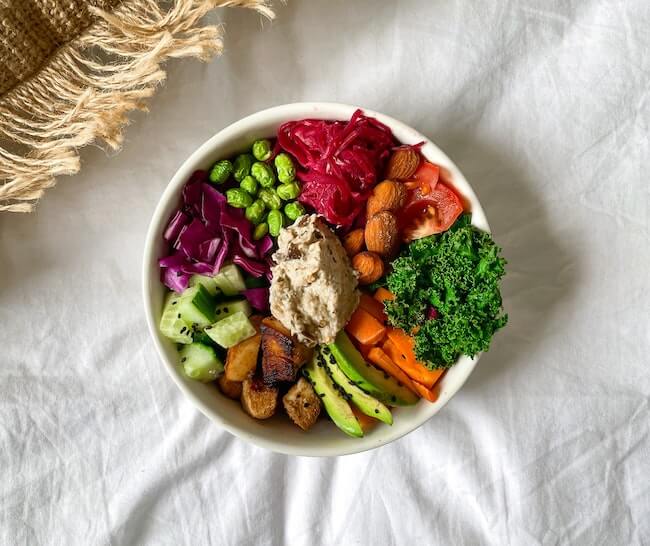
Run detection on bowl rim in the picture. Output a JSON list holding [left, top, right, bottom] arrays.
[[142, 102, 490, 457]]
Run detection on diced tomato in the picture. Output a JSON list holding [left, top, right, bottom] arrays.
[[399, 183, 463, 242], [404, 162, 440, 198]]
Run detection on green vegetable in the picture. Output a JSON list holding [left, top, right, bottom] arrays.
[[226, 188, 253, 209], [233, 154, 254, 182], [385, 214, 507, 368], [245, 199, 266, 224], [274, 153, 295, 184], [284, 201, 305, 221], [252, 139, 272, 161], [258, 188, 282, 210], [251, 162, 276, 188], [209, 159, 233, 184], [240, 175, 258, 195], [276, 182, 301, 201], [253, 222, 269, 240], [267, 209, 285, 237]]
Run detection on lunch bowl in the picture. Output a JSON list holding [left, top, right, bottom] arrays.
[[143, 102, 489, 457]]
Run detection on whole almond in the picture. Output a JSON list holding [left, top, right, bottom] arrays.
[[365, 211, 400, 259], [366, 180, 407, 218], [343, 228, 365, 256], [352, 252, 384, 285], [386, 147, 420, 180]]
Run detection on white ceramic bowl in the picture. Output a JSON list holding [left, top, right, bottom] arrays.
[[143, 102, 489, 457]]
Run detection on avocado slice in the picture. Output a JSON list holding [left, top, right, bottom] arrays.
[[320, 347, 393, 425], [303, 352, 363, 438], [326, 331, 419, 406]]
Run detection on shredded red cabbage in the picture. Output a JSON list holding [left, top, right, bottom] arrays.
[[277, 109, 396, 227], [243, 288, 270, 312], [159, 172, 274, 292]]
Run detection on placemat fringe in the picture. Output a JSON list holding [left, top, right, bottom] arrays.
[[0, 0, 273, 213]]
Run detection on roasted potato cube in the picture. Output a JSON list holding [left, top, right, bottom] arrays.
[[225, 316, 262, 382], [282, 378, 321, 431], [241, 375, 278, 419], [261, 316, 292, 337], [261, 318, 313, 385], [217, 374, 242, 400]]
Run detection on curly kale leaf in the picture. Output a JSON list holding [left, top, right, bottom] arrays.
[[385, 215, 507, 368]]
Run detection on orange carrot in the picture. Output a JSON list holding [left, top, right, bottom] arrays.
[[345, 307, 386, 346], [373, 287, 395, 303], [357, 342, 374, 360], [367, 347, 419, 395], [412, 380, 441, 403], [383, 331, 444, 388], [358, 293, 387, 323], [351, 406, 379, 432]]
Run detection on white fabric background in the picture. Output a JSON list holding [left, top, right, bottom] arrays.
[[1, 1, 649, 544]]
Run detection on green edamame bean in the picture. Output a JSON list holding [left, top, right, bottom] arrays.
[[267, 210, 285, 237], [233, 154, 254, 182], [251, 162, 276, 188], [284, 201, 306, 221], [226, 188, 253, 209], [209, 159, 233, 184], [245, 199, 266, 224], [258, 188, 282, 210], [252, 139, 272, 161], [276, 182, 301, 201], [274, 153, 296, 184], [240, 175, 258, 195], [253, 222, 269, 240]]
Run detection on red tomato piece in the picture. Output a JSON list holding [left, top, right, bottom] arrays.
[[400, 183, 463, 242], [404, 162, 440, 198]]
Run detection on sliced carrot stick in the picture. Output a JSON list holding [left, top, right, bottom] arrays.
[[345, 307, 386, 346], [351, 406, 379, 432], [367, 347, 420, 395], [357, 342, 374, 360], [358, 293, 387, 323], [373, 287, 395, 303], [412, 380, 441, 403], [383, 332, 444, 388]]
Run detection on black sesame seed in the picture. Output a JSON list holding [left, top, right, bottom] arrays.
[[181, 357, 187, 363], [374, 409, 379, 414], [319, 393, 326, 398], [171, 301, 177, 305], [177, 313, 181, 319], [383, 373, 390, 380], [180, 327, 187, 334], [303, 402, 310, 408], [223, 307, 229, 313], [391, 395, 397, 402]]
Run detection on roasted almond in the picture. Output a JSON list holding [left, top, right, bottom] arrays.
[[343, 228, 365, 256], [365, 211, 400, 259], [352, 252, 385, 285], [366, 180, 407, 218], [386, 147, 420, 180]]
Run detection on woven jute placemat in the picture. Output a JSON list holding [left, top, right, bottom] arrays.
[[0, 0, 274, 213]]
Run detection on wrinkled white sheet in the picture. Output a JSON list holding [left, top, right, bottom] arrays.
[[1, 1, 649, 544]]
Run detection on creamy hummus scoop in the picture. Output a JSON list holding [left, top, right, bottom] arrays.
[[270, 214, 359, 347]]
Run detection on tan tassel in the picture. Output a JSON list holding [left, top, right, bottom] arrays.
[[0, 0, 274, 213]]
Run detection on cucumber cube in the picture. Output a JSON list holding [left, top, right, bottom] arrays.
[[213, 264, 246, 296], [214, 299, 252, 322], [180, 343, 224, 382], [177, 284, 216, 328], [204, 311, 256, 348], [159, 293, 192, 344]]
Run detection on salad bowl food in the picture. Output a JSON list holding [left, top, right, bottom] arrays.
[[143, 103, 507, 456]]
